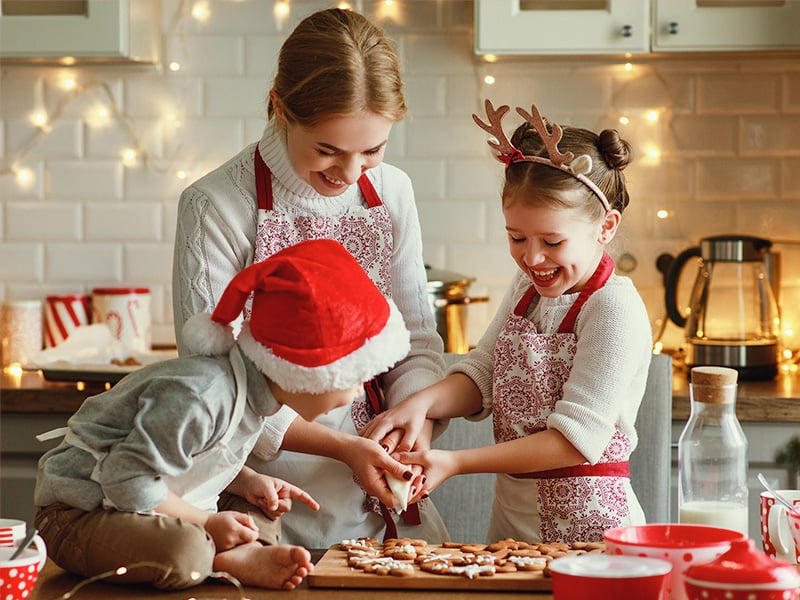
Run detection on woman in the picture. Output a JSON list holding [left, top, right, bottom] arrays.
[[172, 7, 447, 547]]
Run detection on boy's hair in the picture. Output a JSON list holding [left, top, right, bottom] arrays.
[[268, 8, 406, 127]]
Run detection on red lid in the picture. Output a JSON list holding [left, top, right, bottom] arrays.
[[46, 295, 88, 301], [92, 288, 150, 295], [685, 539, 800, 586]]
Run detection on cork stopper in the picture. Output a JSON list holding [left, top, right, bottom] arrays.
[[690, 366, 738, 404]]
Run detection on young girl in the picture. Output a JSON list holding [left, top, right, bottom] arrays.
[[363, 100, 653, 544], [35, 240, 411, 590], [171, 8, 446, 547]]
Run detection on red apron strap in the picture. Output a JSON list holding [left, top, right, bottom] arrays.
[[364, 375, 423, 537], [357, 173, 382, 208], [513, 285, 539, 317], [254, 145, 272, 211], [512, 461, 630, 480], [557, 253, 615, 334]]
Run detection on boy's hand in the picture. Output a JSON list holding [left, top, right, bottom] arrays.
[[205, 510, 258, 551], [244, 474, 320, 520]]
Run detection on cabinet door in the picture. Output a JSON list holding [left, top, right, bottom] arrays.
[[474, 0, 650, 55], [653, 0, 800, 52], [0, 0, 159, 62]]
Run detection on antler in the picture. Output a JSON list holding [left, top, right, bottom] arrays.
[[472, 99, 523, 164], [516, 104, 573, 167]]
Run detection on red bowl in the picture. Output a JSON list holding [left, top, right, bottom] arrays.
[[549, 554, 672, 600], [604, 524, 746, 600]]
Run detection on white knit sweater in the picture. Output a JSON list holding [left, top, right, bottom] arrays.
[[451, 269, 653, 464], [172, 120, 445, 412]]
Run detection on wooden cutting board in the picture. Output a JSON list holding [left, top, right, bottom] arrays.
[[306, 545, 554, 591]]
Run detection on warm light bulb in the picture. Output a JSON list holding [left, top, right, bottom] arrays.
[[177, 170, 188, 180], [646, 110, 660, 122], [656, 209, 669, 219], [338, 2, 352, 10], [16, 167, 34, 186], [60, 77, 77, 91], [645, 146, 661, 159], [273, 1, 290, 30], [122, 148, 138, 166], [618, 116, 630, 125], [191, 1, 210, 22], [484, 75, 495, 85], [60, 56, 76, 66], [624, 62, 633, 71], [97, 107, 109, 119], [169, 62, 181, 72], [483, 54, 497, 63], [31, 111, 48, 128]]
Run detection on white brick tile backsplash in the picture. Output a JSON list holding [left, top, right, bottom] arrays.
[[741, 116, 800, 155], [6, 203, 82, 241], [0, 243, 44, 281], [125, 78, 204, 119], [47, 161, 123, 201], [696, 158, 777, 199], [45, 243, 121, 282], [698, 74, 779, 114], [85, 203, 162, 241], [124, 243, 174, 284], [2, 0, 800, 347], [204, 77, 269, 117], [164, 36, 245, 76]]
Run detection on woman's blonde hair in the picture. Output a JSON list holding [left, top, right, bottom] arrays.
[[268, 8, 407, 127]]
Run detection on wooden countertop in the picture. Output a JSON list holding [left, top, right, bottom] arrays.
[[5, 365, 800, 423], [30, 551, 555, 599]]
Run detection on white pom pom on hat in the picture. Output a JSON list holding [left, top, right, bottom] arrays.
[[183, 239, 410, 394]]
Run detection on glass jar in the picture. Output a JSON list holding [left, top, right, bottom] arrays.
[[678, 365, 748, 534]]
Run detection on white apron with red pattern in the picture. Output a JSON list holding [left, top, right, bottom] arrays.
[[487, 254, 645, 544], [248, 146, 445, 547]]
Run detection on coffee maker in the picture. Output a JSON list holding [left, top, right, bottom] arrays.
[[663, 235, 781, 381]]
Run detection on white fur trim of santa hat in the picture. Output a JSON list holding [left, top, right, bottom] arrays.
[[182, 312, 235, 356], [237, 298, 409, 393]]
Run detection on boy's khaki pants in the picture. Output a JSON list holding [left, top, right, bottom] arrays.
[[35, 499, 281, 590]]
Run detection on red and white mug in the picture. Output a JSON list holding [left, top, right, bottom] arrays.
[[760, 490, 800, 564], [0, 519, 47, 600], [91, 287, 151, 355], [44, 295, 90, 348]]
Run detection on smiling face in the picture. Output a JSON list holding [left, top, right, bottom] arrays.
[[502, 192, 620, 297], [280, 110, 394, 196]]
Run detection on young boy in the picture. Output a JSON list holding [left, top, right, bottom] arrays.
[[34, 239, 411, 591]]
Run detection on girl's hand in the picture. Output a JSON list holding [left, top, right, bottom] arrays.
[[243, 475, 320, 520], [205, 510, 258, 551], [395, 449, 459, 504]]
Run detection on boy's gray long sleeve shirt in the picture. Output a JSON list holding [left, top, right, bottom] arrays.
[[34, 351, 291, 513]]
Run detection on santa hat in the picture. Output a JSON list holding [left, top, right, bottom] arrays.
[[182, 239, 410, 394]]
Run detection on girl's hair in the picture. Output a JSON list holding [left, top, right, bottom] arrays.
[[268, 8, 407, 127], [503, 121, 632, 218]]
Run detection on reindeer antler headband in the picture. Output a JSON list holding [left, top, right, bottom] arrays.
[[472, 99, 611, 212]]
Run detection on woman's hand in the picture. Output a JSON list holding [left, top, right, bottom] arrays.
[[360, 393, 432, 453], [205, 510, 258, 551]]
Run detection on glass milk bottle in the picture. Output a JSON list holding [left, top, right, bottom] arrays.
[[678, 366, 748, 534]]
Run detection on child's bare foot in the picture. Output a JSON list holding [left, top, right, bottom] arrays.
[[213, 542, 313, 590]]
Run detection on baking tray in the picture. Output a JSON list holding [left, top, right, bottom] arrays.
[[26, 350, 177, 383], [307, 545, 553, 592]]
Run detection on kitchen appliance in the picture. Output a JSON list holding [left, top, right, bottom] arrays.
[[663, 235, 781, 381], [425, 266, 489, 354]]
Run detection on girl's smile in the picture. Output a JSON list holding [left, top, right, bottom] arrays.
[[503, 196, 619, 297]]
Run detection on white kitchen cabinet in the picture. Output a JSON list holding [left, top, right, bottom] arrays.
[[0, 0, 159, 63], [653, 0, 800, 52], [475, 0, 800, 56], [475, 0, 650, 56], [670, 421, 800, 542]]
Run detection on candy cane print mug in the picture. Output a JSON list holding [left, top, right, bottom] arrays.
[[91, 288, 151, 355]]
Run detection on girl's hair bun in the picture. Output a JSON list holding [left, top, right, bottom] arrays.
[[598, 129, 632, 171]]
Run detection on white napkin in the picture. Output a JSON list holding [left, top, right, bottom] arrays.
[[29, 324, 124, 366], [385, 473, 412, 513]]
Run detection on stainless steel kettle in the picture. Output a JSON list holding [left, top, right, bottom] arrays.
[[664, 235, 781, 380]]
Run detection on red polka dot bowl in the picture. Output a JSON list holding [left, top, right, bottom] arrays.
[[604, 524, 747, 600], [684, 538, 800, 600], [0, 543, 47, 600], [549, 553, 672, 600]]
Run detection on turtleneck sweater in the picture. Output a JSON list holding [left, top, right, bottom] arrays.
[[172, 119, 445, 413]]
